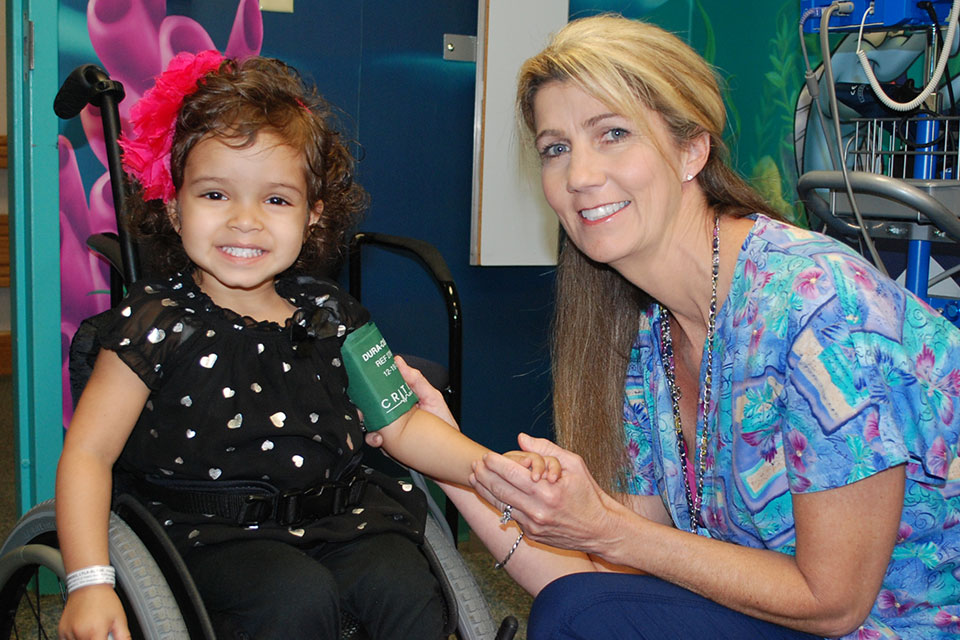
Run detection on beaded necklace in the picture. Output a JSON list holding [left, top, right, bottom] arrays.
[[658, 213, 720, 532]]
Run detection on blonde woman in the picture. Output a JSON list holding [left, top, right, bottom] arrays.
[[392, 14, 960, 640]]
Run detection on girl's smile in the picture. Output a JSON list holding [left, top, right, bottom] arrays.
[[219, 245, 266, 259]]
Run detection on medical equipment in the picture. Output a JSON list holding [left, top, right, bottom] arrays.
[[796, 0, 960, 324], [801, 0, 952, 31]]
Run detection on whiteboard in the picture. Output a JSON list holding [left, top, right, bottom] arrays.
[[469, 0, 569, 266]]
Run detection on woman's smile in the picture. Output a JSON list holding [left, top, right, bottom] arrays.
[[579, 200, 631, 224]]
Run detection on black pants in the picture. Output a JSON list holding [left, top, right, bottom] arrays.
[[183, 533, 445, 640]]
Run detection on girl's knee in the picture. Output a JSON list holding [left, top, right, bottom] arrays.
[[332, 534, 445, 639], [187, 540, 342, 636], [232, 563, 341, 639]]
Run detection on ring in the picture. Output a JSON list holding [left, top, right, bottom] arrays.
[[499, 504, 513, 524]]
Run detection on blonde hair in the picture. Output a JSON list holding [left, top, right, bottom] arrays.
[[518, 15, 777, 492]]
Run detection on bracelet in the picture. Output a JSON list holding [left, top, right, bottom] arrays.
[[65, 565, 116, 593], [494, 530, 524, 570]]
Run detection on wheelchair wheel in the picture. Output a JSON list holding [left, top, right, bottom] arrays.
[[0, 543, 66, 637], [422, 514, 499, 640], [0, 499, 189, 639]]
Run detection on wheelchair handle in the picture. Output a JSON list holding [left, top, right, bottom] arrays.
[[495, 615, 519, 639], [54, 64, 125, 119], [55, 64, 141, 285]]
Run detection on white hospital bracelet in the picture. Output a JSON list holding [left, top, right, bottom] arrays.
[[65, 565, 116, 593]]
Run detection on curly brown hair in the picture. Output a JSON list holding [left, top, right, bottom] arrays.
[[126, 56, 368, 277]]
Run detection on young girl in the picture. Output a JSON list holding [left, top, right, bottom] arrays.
[[56, 52, 556, 640]]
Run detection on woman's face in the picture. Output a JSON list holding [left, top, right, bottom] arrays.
[[533, 81, 688, 274]]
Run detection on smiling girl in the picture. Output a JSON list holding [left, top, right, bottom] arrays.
[[55, 52, 554, 640]]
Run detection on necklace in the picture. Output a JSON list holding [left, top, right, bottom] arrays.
[[658, 213, 720, 532]]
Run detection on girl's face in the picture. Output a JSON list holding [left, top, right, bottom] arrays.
[[533, 81, 691, 276], [169, 131, 320, 308]]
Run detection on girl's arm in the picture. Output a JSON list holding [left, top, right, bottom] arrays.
[[473, 436, 903, 637], [373, 406, 489, 486], [371, 357, 558, 485], [56, 349, 150, 640]]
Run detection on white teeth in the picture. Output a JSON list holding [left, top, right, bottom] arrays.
[[580, 200, 629, 221], [221, 246, 264, 258]]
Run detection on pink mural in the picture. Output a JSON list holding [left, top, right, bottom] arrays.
[[59, 0, 263, 427]]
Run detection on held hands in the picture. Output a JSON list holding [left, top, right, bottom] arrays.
[[470, 433, 624, 557], [502, 447, 561, 483], [58, 585, 130, 640]]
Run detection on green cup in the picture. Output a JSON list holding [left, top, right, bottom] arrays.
[[341, 322, 419, 430]]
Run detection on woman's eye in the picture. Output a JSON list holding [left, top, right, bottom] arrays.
[[603, 127, 630, 142], [539, 142, 569, 159]]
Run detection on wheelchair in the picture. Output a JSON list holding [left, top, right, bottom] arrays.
[[0, 64, 518, 639]]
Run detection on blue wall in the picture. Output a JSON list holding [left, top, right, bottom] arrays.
[[349, 4, 557, 451]]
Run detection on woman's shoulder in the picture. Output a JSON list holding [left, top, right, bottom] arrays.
[[745, 214, 865, 266], [727, 215, 927, 343], [743, 216, 957, 350], [738, 214, 891, 302]]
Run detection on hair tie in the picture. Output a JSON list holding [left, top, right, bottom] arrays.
[[118, 50, 225, 203]]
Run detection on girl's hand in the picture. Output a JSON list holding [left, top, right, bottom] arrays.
[[502, 444, 561, 482], [395, 355, 458, 427], [59, 585, 131, 640], [365, 355, 459, 449], [470, 433, 625, 557]]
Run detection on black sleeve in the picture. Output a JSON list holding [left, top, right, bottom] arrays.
[[95, 281, 204, 390]]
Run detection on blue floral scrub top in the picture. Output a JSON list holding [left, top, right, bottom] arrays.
[[623, 215, 960, 639]]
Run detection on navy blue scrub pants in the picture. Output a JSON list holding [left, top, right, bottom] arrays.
[[528, 573, 825, 640]]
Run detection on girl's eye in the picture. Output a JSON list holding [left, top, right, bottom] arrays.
[[539, 142, 569, 159], [603, 127, 630, 143], [267, 196, 292, 206], [201, 191, 226, 201]]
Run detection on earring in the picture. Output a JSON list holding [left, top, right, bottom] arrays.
[[685, 173, 694, 182]]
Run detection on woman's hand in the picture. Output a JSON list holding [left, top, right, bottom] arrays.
[[365, 355, 459, 449], [58, 585, 131, 640], [470, 433, 625, 557]]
